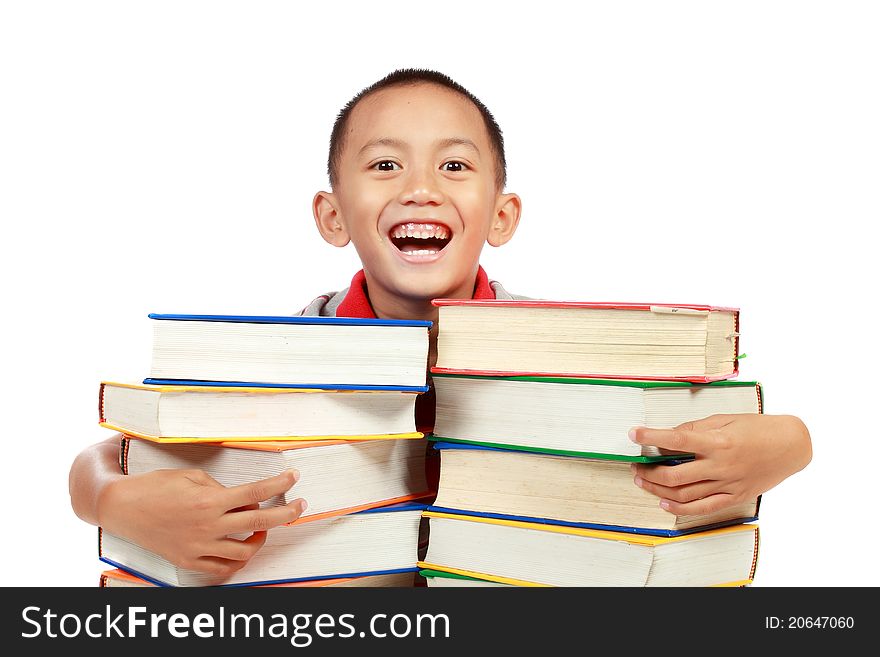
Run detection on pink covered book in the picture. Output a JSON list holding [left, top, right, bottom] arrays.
[[431, 299, 741, 383]]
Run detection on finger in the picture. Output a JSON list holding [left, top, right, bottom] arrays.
[[633, 476, 727, 505], [203, 531, 268, 561], [631, 460, 715, 488], [657, 493, 738, 516], [674, 414, 737, 432], [221, 469, 300, 510], [628, 426, 711, 455], [221, 498, 308, 534]]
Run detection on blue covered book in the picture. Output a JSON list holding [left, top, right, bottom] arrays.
[[99, 502, 428, 587], [146, 313, 431, 389]]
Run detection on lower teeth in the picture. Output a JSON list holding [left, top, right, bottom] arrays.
[[404, 249, 438, 256]]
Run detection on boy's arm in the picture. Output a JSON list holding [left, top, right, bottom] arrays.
[[69, 435, 125, 526], [628, 414, 812, 515], [69, 435, 307, 578]]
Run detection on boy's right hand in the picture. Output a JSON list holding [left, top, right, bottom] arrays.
[[97, 468, 306, 578]]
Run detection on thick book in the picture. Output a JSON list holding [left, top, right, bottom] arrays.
[[419, 510, 760, 587], [147, 313, 431, 388], [429, 442, 758, 536], [99, 568, 417, 588], [432, 300, 740, 382], [100, 381, 423, 442], [432, 373, 762, 460], [99, 503, 426, 587], [120, 436, 430, 523]]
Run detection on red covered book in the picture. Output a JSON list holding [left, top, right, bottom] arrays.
[[432, 299, 740, 383]]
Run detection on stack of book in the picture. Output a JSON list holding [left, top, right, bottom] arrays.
[[418, 300, 762, 587], [96, 313, 434, 587]]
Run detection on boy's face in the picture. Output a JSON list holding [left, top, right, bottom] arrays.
[[314, 83, 520, 312]]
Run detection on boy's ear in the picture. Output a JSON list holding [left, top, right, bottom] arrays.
[[313, 191, 351, 247], [487, 193, 522, 247]]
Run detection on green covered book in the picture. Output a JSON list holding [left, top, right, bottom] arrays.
[[418, 568, 508, 587], [432, 373, 762, 461]]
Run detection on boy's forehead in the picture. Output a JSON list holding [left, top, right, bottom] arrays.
[[344, 84, 490, 156]]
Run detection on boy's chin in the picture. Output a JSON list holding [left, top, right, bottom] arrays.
[[392, 271, 467, 303]]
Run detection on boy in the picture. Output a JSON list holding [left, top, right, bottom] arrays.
[[69, 69, 812, 578]]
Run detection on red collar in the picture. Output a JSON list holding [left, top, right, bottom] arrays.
[[335, 266, 495, 319]]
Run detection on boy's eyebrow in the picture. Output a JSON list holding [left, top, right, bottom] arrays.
[[358, 137, 481, 157], [435, 137, 481, 155], [358, 137, 407, 156]]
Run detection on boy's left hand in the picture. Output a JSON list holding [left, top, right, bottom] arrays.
[[629, 414, 812, 515]]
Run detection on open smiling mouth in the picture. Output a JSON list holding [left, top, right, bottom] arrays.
[[388, 222, 452, 256]]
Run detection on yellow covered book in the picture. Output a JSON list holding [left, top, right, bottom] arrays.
[[419, 510, 759, 587], [100, 381, 423, 443]]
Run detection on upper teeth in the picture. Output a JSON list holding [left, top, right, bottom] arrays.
[[390, 223, 450, 240]]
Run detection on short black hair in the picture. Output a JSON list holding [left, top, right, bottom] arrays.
[[328, 68, 507, 191]]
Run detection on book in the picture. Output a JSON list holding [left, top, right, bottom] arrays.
[[432, 300, 741, 382], [146, 313, 431, 388], [120, 436, 430, 522], [100, 381, 423, 442], [99, 503, 426, 587], [418, 568, 509, 587], [99, 568, 152, 587], [432, 373, 762, 460], [429, 442, 758, 536], [419, 510, 760, 587], [99, 568, 417, 588]]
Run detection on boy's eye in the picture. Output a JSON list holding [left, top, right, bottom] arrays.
[[442, 161, 468, 172], [374, 161, 401, 172]]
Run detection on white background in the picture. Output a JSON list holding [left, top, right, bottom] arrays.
[[1, 1, 877, 587]]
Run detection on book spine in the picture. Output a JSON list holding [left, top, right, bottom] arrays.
[[750, 526, 761, 581], [98, 382, 107, 423], [734, 310, 741, 376], [119, 437, 130, 475]]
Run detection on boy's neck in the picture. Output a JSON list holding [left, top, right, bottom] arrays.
[[366, 289, 439, 324], [362, 273, 478, 324]]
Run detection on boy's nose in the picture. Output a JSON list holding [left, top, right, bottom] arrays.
[[398, 169, 444, 205]]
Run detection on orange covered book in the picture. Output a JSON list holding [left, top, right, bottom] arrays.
[[120, 436, 431, 525], [98, 568, 417, 588]]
